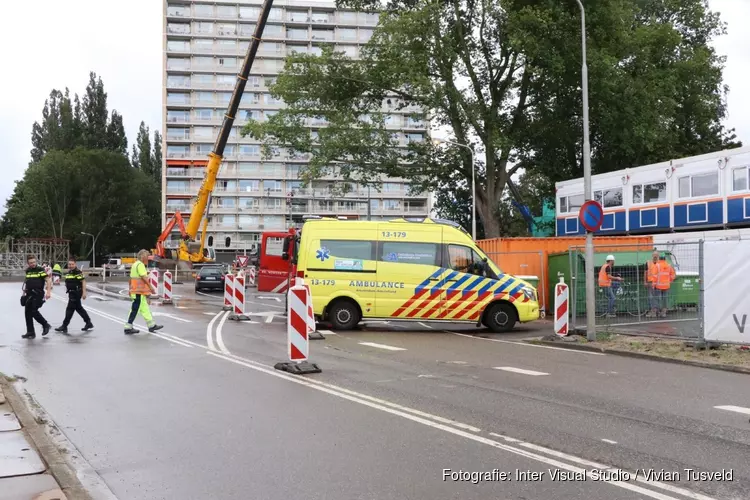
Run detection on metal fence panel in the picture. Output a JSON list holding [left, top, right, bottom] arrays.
[[569, 241, 702, 339]]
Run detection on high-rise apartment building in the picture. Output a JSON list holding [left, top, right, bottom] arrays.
[[162, 0, 432, 253]]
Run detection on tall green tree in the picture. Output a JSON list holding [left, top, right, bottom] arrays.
[[151, 131, 163, 187], [106, 110, 128, 156], [81, 72, 110, 150], [246, 0, 739, 237], [131, 121, 153, 173]]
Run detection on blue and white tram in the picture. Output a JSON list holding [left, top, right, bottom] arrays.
[[554, 146, 750, 236]]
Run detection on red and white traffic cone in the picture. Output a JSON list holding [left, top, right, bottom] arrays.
[[274, 280, 321, 375], [229, 271, 250, 321], [223, 274, 234, 311], [554, 276, 569, 337], [162, 271, 173, 305]]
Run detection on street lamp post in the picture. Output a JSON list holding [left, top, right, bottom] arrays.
[[81, 232, 97, 268], [434, 138, 476, 240], [575, 0, 596, 341]]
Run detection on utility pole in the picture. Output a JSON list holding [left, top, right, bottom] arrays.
[[575, 0, 596, 341]]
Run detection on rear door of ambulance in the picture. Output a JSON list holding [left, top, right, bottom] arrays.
[[374, 223, 449, 320], [303, 225, 377, 316]]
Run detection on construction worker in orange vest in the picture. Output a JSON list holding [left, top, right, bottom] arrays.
[[598, 255, 624, 317], [650, 253, 676, 318], [644, 250, 660, 317], [123, 249, 163, 335]]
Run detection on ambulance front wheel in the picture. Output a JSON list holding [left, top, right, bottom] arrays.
[[484, 302, 517, 333], [327, 299, 361, 330]]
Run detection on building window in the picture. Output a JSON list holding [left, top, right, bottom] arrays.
[[166, 145, 189, 158], [196, 91, 214, 102], [216, 23, 237, 36], [194, 21, 213, 34], [337, 45, 357, 57], [167, 23, 190, 34], [239, 180, 260, 192], [194, 4, 213, 17], [241, 93, 260, 105], [383, 199, 402, 210], [240, 6, 260, 19], [312, 29, 334, 41], [240, 145, 260, 157], [338, 28, 357, 41], [559, 194, 584, 213], [194, 109, 213, 121], [218, 92, 232, 104], [196, 144, 213, 154], [167, 110, 189, 123], [193, 73, 212, 87], [264, 94, 282, 105], [360, 12, 379, 25], [216, 5, 237, 18], [193, 56, 212, 67], [218, 57, 237, 67], [167, 40, 190, 52], [381, 242, 438, 266], [269, 8, 283, 20], [239, 215, 260, 226], [321, 240, 373, 260], [264, 25, 284, 38], [217, 39, 237, 52], [265, 198, 283, 209], [732, 166, 749, 192], [238, 163, 260, 175], [216, 75, 235, 88], [311, 11, 332, 23], [310, 46, 323, 56], [167, 57, 190, 69], [677, 172, 718, 198], [167, 127, 189, 140], [193, 126, 213, 138], [632, 182, 666, 204], [167, 5, 189, 17], [193, 39, 213, 52], [359, 29, 374, 42], [287, 28, 308, 40], [593, 187, 623, 208], [264, 180, 282, 192], [287, 10, 309, 22], [217, 197, 236, 208], [239, 197, 259, 208], [406, 133, 424, 143], [338, 11, 357, 24], [167, 92, 189, 104], [167, 75, 190, 87], [243, 110, 261, 121]]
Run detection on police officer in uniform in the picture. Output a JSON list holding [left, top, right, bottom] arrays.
[[21, 254, 52, 339], [54, 258, 94, 334]]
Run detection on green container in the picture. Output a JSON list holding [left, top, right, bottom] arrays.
[[671, 271, 699, 309]]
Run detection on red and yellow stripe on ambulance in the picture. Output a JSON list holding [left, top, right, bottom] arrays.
[[296, 218, 540, 332]]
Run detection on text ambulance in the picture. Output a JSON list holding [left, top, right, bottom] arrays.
[[291, 218, 540, 332]]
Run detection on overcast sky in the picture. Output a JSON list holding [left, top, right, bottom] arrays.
[[0, 0, 747, 215]]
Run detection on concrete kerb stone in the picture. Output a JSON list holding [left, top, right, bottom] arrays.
[[86, 285, 129, 302], [0, 376, 93, 500], [525, 339, 750, 375]]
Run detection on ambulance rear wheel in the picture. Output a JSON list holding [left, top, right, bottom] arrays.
[[328, 299, 361, 330], [484, 302, 517, 333]]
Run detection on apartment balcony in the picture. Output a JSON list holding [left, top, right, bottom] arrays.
[[311, 13, 334, 24], [167, 25, 191, 35], [208, 206, 238, 214], [166, 186, 198, 195], [165, 205, 192, 213], [286, 13, 311, 24], [166, 151, 190, 159], [166, 115, 190, 124]]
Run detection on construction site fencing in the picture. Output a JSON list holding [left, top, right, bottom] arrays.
[[484, 251, 547, 313], [566, 241, 703, 339]]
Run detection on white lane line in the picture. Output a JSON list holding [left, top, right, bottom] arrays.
[[493, 366, 549, 376], [153, 312, 192, 323], [203, 312, 217, 316], [215, 311, 230, 354], [318, 329, 337, 335], [195, 290, 222, 300], [358, 342, 406, 351], [601, 439, 618, 444], [150, 332, 194, 348], [714, 405, 750, 416], [206, 311, 222, 351], [265, 315, 273, 323], [206, 351, 690, 500], [244, 299, 286, 310], [487, 431, 714, 500], [449, 331, 606, 355], [448, 361, 467, 365]]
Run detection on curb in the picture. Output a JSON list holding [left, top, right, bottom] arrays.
[[0, 377, 93, 500], [86, 285, 129, 301], [527, 339, 750, 375]]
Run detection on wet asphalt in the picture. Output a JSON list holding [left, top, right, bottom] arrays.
[[0, 282, 748, 500]]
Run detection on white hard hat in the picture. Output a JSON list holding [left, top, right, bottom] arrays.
[[606, 255, 615, 261]]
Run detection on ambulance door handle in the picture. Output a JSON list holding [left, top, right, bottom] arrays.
[[446, 279, 458, 282], [428, 278, 440, 281]]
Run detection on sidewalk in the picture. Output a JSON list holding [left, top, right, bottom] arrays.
[[0, 380, 69, 500]]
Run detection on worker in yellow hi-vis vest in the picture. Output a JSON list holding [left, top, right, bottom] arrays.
[[124, 249, 163, 335]]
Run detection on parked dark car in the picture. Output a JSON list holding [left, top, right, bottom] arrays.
[[195, 266, 225, 292]]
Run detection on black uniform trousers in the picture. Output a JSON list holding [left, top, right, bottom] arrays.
[[62, 290, 91, 326], [24, 290, 48, 334]]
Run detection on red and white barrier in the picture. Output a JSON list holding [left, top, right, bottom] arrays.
[[234, 271, 246, 315], [554, 276, 569, 337], [162, 271, 173, 304], [149, 270, 159, 296], [287, 283, 310, 361], [247, 267, 256, 286], [223, 274, 234, 311]]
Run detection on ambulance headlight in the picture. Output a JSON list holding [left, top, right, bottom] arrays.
[[522, 287, 536, 301]]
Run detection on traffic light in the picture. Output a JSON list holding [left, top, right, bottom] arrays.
[[225, 236, 231, 248], [208, 235, 214, 247]]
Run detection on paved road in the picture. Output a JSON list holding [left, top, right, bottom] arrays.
[[0, 283, 748, 500]]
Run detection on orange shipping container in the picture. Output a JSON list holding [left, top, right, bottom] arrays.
[[476, 236, 654, 313]]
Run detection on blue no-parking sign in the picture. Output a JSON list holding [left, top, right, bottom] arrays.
[[578, 200, 604, 232]]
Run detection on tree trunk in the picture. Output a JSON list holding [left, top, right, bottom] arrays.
[[477, 195, 500, 239]]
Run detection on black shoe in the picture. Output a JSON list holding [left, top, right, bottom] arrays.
[[42, 324, 51, 337], [55, 326, 68, 334], [82, 323, 94, 332], [22, 332, 36, 339], [124, 328, 139, 335], [148, 324, 163, 333]]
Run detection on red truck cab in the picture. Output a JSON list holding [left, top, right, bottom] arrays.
[[257, 229, 297, 293]]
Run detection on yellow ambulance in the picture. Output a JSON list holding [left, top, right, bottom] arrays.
[[289, 218, 540, 332]]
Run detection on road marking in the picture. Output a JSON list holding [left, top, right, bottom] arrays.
[[150, 332, 193, 348], [264, 315, 273, 323], [257, 295, 282, 302], [714, 405, 750, 416], [359, 342, 406, 351], [206, 350, 694, 500], [318, 329, 336, 335], [215, 311, 230, 354], [244, 299, 286, 310], [448, 361, 467, 365], [493, 366, 549, 376], [601, 439, 618, 444], [203, 312, 216, 316], [449, 331, 606, 355], [195, 290, 222, 300], [206, 311, 222, 351], [417, 322, 433, 329], [153, 312, 191, 323], [486, 431, 714, 500]]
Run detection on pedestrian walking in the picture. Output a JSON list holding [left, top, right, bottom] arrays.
[[598, 254, 624, 318], [54, 258, 94, 334], [124, 249, 163, 335], [21, 254, 52, 339]]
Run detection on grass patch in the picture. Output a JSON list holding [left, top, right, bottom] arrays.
[[589, 335, 750, 368]]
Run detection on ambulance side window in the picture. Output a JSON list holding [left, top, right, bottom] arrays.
[[447, 245, 491, 277]]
